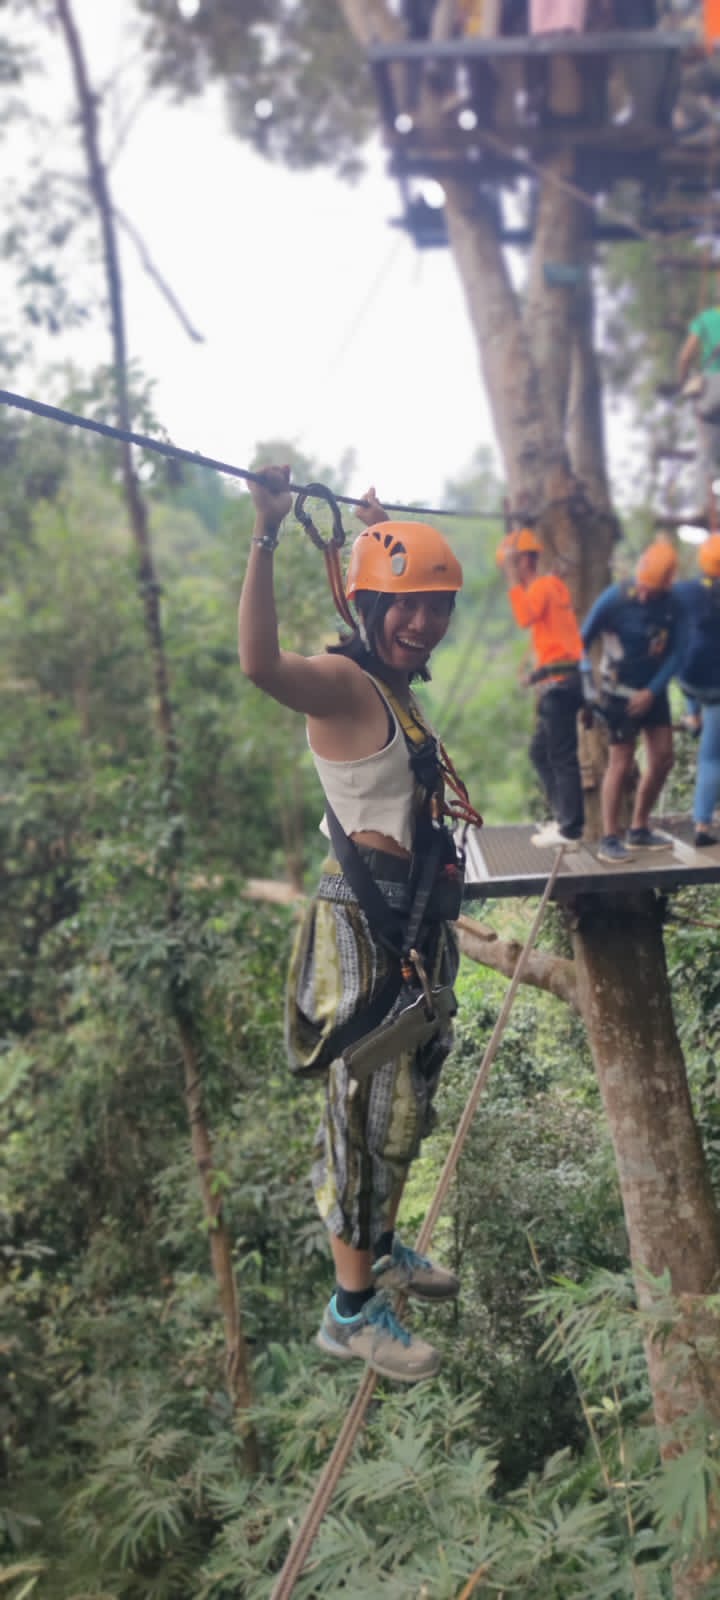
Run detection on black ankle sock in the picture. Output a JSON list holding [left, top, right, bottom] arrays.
[[373, 1229, 395, 1262], [335, 1284, 375, 1319]]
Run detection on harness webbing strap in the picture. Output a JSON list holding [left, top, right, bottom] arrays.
[[324, 801, 406, 955], [268, 846, 567, 1600]]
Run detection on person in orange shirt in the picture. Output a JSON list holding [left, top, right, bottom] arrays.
[[499, 528, 585, 848]]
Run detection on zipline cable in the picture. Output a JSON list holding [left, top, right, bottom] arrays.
[[269, 845, 567, 1600], [0, 387, 504, 523]]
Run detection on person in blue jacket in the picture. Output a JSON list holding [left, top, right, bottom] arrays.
[[675, 534, 720, 848], [581, 539, 682, 864]]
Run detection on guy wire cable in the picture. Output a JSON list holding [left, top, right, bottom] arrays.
[[0, 387, 504, 523]]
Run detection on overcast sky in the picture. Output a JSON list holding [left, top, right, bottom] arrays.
[[12, 0, 502, 513]]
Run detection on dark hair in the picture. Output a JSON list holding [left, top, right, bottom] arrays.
[[327, 588, 455, 684]]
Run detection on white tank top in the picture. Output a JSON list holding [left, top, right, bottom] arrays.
[[308, 682, 415, 850]]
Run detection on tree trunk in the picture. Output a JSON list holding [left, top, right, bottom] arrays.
[[572, 892, 720, 1597], [55, 0, 259, 1473], [572, 894, 720, 1308], [443, 175, 547, 510]]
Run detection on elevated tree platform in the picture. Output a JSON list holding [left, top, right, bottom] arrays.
[[371, 29, 720, 248], [463, 816, 720, 900], [371, 30, 686, 162]]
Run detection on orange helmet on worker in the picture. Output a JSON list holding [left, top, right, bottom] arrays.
[[698, 533, 720, 579], [635, 538, 678, 595], [495, 527, 543, 567]]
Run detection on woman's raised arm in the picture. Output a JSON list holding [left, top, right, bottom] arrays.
[[238, 465, 366, 719]]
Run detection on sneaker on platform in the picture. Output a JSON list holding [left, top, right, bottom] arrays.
[[530, 821, 579, 851], [372, 1239, 460, 1302], [315, 1292, 441, 1382], [626, 828, 671, 852], [596, 834, 631, 864]]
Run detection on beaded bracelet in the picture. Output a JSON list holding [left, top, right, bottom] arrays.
[[252, 530, 280, 553]]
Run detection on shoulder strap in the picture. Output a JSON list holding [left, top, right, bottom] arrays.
[[364, 672, 433, 750]]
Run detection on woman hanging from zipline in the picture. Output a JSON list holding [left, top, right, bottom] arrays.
[[238, 466, 481, 1383]]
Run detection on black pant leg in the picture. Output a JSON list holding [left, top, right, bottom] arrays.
[[529, 700, 556, 817], [539, 682, 585, 838]]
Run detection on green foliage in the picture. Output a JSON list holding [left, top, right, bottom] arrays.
[[136, 0, 375, 179], [0, 279, 718, 1600], [2, 404, 720, 1595]]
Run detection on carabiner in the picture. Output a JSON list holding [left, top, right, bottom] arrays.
[[408, 948, 435, 1018], [294, 481, 346, 552]]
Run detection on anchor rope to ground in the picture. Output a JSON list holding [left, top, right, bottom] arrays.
[[269, 846, 567, 1600]]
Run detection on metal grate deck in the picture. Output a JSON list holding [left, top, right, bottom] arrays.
[[462, 817, 720, 901]]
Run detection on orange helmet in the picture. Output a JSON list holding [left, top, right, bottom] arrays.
[[698, 533, 720, 578], [513, 527, 543, 555], [635, 538, 678, 591], [495, 527, 542, 567], [345, 521, 463, 599]]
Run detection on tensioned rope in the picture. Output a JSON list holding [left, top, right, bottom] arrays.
[[469, 121, 661, 247], [269, 846, 567, 1600], [0, 388, 503, 522]]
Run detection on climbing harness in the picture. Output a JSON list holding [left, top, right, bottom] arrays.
[[269, 845, 568, 1600], [528, 659, 582, 686], [317, 673, 476, 1081]]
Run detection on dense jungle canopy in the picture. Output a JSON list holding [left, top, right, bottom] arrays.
[[2, 3, 720, 1599]]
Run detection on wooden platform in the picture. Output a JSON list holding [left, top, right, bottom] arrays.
[[371, 28, 720, 247], [370, 30, 686, 165], [463, 816, 720, 901]]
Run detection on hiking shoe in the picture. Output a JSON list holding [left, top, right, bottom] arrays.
[[530, 822, 580, 851], [315, 1292, 441, 1382], [596, 834, 631, 864], [372, 1239, 460, 1302], [626, 828, 671, 852], [695, 829, 719, 848]]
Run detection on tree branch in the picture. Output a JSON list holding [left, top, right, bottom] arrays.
[[457, 914, 578, 1010], [238, 881, 578, 1009], [113, 207, 205, 343]]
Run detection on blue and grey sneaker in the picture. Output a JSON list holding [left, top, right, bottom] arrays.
[[315, 1292, 441, 1382], [626, 827, 671, 852], [372, 1238, 460, 1302], [596, 834, 631, 864]]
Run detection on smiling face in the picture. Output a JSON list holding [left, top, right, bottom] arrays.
[[375, 591, 454, 674]]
